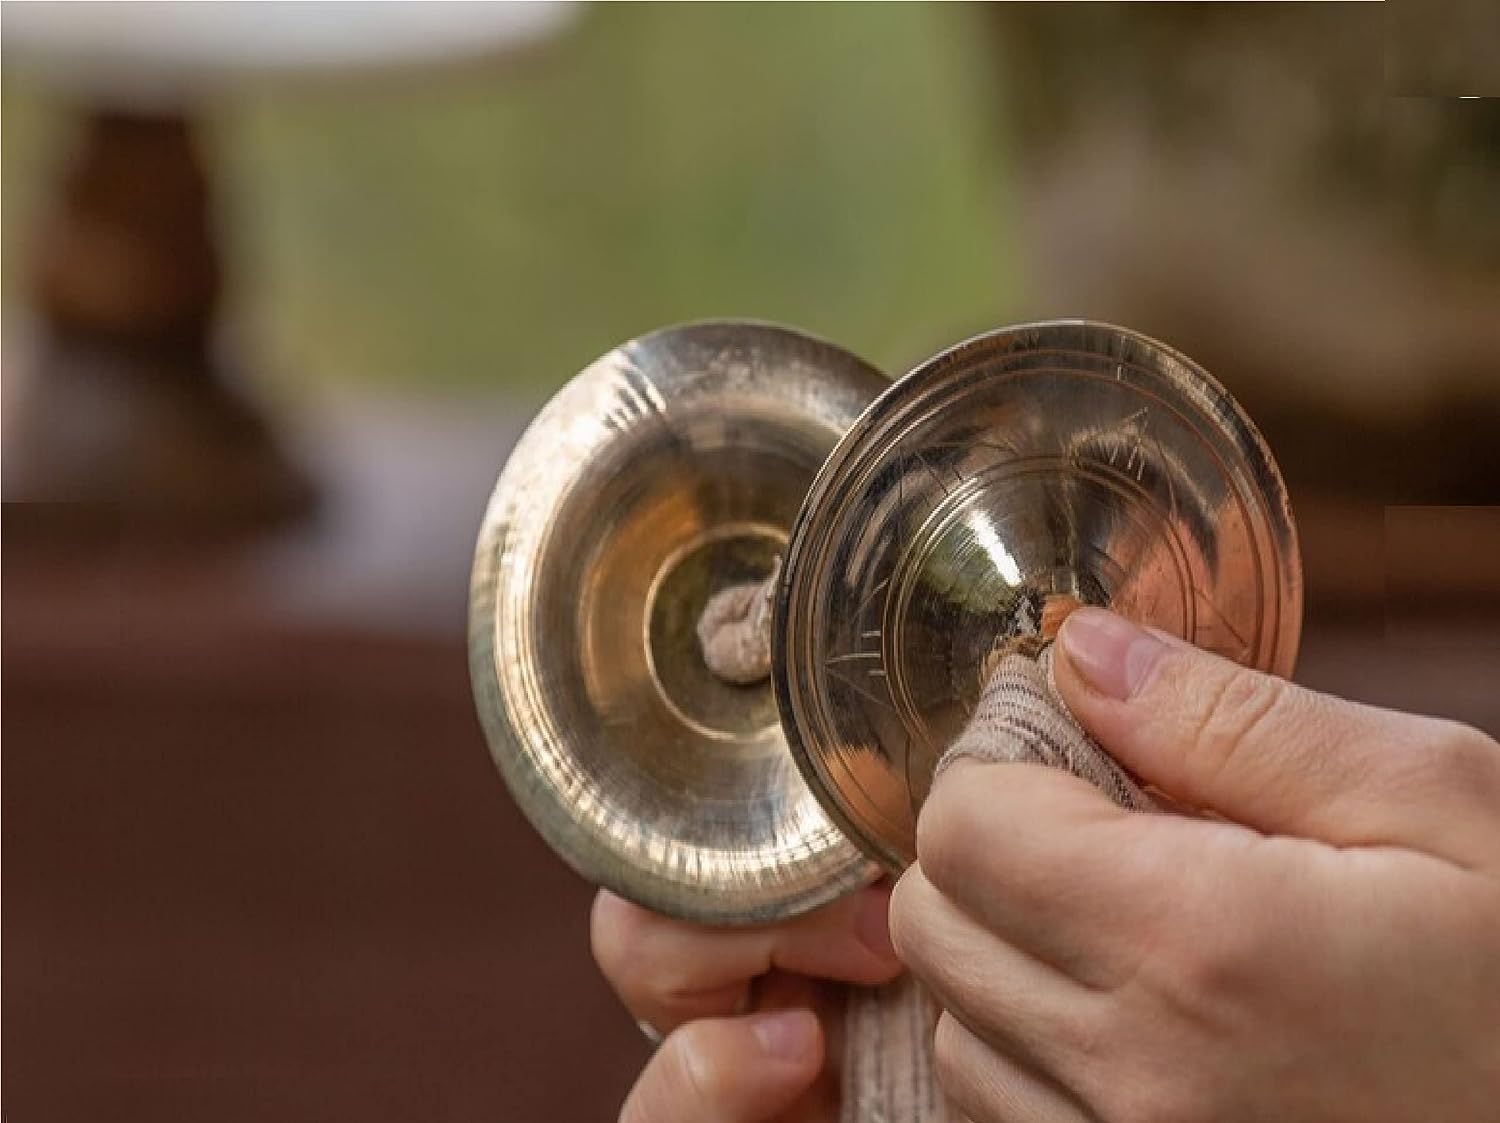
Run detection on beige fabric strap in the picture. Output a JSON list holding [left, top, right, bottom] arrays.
[[840, 644, 1157, 1123], [842, 973, 952, 1123], [696, 583, 1150, 1121], [939, 645, 1156, 814], [696, 561, 779, 685]]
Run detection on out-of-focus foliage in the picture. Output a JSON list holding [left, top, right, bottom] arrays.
[[2, 4, 1014, 398], [987, 4, 1500, 274]]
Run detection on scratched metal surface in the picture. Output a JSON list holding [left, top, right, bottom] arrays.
[[775, 321, 1303, 873]]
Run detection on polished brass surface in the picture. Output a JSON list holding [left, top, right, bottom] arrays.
[[473, 318, 1303, 918], [774, 322, 1302, 874], [469, 321, 886, 924]]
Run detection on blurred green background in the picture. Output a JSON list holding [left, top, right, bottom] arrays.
[[3, 3, 1014, 400]]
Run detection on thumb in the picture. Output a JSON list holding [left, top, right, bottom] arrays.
[[1052, 608, 1500, 863], [621, 1009, 823, 1123]]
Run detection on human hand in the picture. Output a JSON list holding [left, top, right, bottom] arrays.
[[592, 884, 903, 1122], [891, 608, 1500, 1122]]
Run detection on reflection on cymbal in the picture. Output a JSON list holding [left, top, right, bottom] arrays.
[[472, 318, 1303, 919], [469, 321, 887, 923], [775, 321, 1302, 873]]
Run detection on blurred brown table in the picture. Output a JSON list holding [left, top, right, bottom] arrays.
[[5, 368, 1498, 1123], [2, 516, 649, 1122], [7, 503, 1497, 1122]]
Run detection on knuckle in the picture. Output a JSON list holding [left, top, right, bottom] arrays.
[[589, 891, 649, 985], [886, 871, 926, 965], [915, 779, 975, 892], [918, 765, 1025, 894], [1429, 722, 1500, 798], [1364, 717, 1500, 831], [1161, 908, 1260, 1008], [591, 894, 700, 1008], [1181, 666, 1295, 786]]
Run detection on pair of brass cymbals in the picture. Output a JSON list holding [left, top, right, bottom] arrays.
[[468, 320, 1302, 923]]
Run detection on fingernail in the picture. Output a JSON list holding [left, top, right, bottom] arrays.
[[855, 884, 896, 961], [751, 1009, 819, 1061], [1058, 608, 1166, 701]]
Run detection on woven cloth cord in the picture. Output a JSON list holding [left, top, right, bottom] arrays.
[[940, 646, 1155, 812], [841, 645, 1157, 1123], [696, 561, 779, 685], [697, 583, 1154, 1121]]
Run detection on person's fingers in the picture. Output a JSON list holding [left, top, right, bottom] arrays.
[[746, 971, 845, 1121], [619, 1009, 823, 1123], [592, 886, 902, 1033], [1054, 608, 1500, 863], [913, 757, 1217, 984], [890, 862, 1106, 1077], [929, 1011, 1095, 1123]]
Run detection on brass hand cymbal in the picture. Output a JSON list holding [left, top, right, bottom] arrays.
[[774, 321, 1302, 873], [469, 321, 887, 924]]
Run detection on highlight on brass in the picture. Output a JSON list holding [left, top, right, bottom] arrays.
[[468, 321, 887, 924], [469, 318, 1303, 920], [774, 322, 1303, 873]]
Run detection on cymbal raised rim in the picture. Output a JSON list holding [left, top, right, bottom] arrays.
[[470, 320, 885, 924], [774, 320, 1303, 874]]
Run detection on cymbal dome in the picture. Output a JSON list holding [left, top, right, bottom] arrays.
[[775, 321, 1302, 873], [469, 321, 886, 923]]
